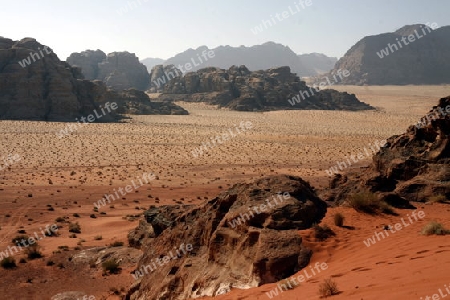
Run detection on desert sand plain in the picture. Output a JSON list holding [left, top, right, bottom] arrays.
[[0, 85, 449, 299]]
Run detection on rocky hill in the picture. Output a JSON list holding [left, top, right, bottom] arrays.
[[126, 175, 327, 299], [141, 57, 164, 72], [67, 50, 150, 91], [148, 42, 336, 77], [0, 37, 187, 121], [299, 53, 337, 75], [322, 24, 450, 85], [326, 95, 450, 204], [159, 65, 374, 111]]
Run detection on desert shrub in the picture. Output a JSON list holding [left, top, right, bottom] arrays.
[[94, 235, 103, 241], [102, 259, 120, 274], [421, 221, 450, 236], [17, 229, 26, 234], [55, 216, 65, 223], [428, 195, 448, 203], [348, 192, 394, 215], [0, 257, 16, 269], [25, 244, 43, 260], [333, 213, 345, 227], [68, 222, 81, 233], [318, 278, 339, 297], [12, 235, 29, 245], [46, 260, 54, 266], [72, 213, 80, 218], [314, 225, 336, 241], [69, 233, 77, 238], [90, 214, 97, 218], [110, 241, 124, 247]]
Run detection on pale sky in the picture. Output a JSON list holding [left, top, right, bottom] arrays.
[[1, 0, 448, 61]]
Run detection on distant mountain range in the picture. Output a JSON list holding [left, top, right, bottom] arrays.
[[141, 42, 337, 77], [322, 24, 450, 85]]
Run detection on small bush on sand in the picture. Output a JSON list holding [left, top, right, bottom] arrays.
[[102, 259, 120, 274], [0, 257, 16, 269], [421, 221, 450, 236], [428, 195, 448, 203], [318, 278, 339, 297], [25, 244, 43, 260], [68, 222, 81, 233], [349, 192, 394, 215], [314, 225, 336, 241]]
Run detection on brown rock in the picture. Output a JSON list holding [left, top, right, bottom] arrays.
[[126, 175, 327, 299], [326, 96, 450, 203]]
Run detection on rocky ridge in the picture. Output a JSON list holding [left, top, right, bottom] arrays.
[[326, 95, 450, 204], [159, 65, 374, 111]]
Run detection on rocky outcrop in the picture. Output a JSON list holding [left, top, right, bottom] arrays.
[[159, 65, 373, 111], [0, 37, 188, 121], [321, 24, 450, 85], [114, 89, 188, 115], [126, 175, 327, 300], [326, 96, 450, 203], [67, 50, 150, 91], [66, 50, 106, 80], [99, 52, 150, 91], [148, 64, 182, 92]]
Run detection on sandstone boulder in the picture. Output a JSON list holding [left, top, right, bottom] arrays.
[[126, 175, 327, 299]]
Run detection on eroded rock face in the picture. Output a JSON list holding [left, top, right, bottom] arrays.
[[0, 37, 188, 121], [159, 65, 373, 111], [66, 50, 106, 80], [126, 175, 327, 300], [99, 52, 150, 91], [149, 64, 181, 92], [326, 96, 450, 203], [67, 50, 150, 91]]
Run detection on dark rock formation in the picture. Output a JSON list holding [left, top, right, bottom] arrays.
[[66, 50, 106, 80], [67, 51, 150, 91], [326, 96, 450, 203], [159, 65, 373, 111], [0, 37, 188, 121], [126, 175, 327, 299], [322, 24, 450, 85]]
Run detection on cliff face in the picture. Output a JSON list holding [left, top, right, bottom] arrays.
[[66, 50, 106, 80], [126, 175, 327, 300], [67, 50, 150, 91], [326, 96, 450, 204], [160, 65, 373, 111], [0, 37, 187, 121], [322, 24, 450, 85]]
